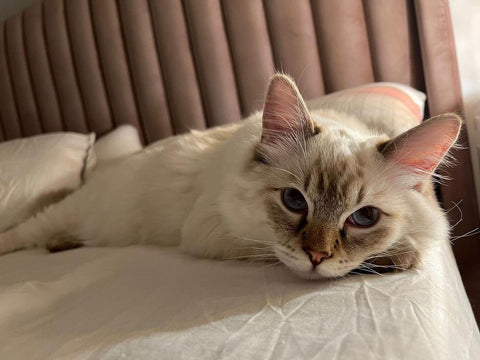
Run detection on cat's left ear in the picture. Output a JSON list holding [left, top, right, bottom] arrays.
[[379, 113, 462, 182], [261, 74, 318, 146]]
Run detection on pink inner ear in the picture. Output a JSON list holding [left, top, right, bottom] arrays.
[[400, 143, 452, 174], [261, 75, 311, 144], [388, 114, 461, 175]]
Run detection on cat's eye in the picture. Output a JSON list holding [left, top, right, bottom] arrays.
[[347, 206, 380, 227], [281, 188, 308, 213]]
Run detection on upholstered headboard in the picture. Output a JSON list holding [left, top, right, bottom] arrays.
[[0, 0, 478, 256]]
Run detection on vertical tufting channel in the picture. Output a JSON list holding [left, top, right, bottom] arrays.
[[43, 0, 86, 133], [149, 0, 206, 133], [221, 0, 274, 116], [363, 0, 424, 89], [0, 21, 22, 139], [117, 0, 173, 143], [5, 12, 42, 136], [65, 0, 113, 135], [24, 2, 63, 133], [263, 0, 325, 100], [182, 0, 241, 127], [311, 0, 374, 92], [89, 0, 142, 141]]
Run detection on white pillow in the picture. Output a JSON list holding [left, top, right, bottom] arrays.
[[93, 124, 142, 170], [307, 82, 426, 137], [0, 133, 96, 232]]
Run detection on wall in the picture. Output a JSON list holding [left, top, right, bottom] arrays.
[[450, 0, 480, 213]]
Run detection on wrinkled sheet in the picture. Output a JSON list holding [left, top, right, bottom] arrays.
[[0, 242, 478, 360]]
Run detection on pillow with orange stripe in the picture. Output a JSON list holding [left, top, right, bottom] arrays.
[[306, 82, 426, 137]]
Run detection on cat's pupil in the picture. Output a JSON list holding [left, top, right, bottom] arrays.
[[281, 188, 308, 213], [349, 206, 380, 227]]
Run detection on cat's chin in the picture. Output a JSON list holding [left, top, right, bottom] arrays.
[[280, 260, 348, 280], [287, 266, 353, 280], [289, 268, 333, 280]]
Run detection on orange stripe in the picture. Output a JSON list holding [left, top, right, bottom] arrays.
[[352, 86, 423, 122]]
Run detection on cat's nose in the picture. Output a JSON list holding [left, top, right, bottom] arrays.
[[303, 248, 330, 267]]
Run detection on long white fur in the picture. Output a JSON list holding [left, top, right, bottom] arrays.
[[0, 75, 460, 279]]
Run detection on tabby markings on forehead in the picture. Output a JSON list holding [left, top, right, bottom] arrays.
[[357, 185, 365, 205], [304, 171, 312, 190], [311, 155, 365, 208]]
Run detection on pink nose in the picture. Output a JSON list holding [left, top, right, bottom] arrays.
[[303, 248, 330, 267]]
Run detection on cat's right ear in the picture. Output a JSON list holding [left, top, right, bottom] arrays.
[[379, 113, 462, 186], [260, 74, 318, 147]]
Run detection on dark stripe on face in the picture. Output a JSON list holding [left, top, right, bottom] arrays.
[[304, 171, 312, 190], [296, 214, 308, 235], [265, 199, 299, 237], [357, 185, 365, 204], [343, 226, 391, 252]]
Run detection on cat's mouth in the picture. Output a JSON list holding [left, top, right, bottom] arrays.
[[272, 244, 404, 279]]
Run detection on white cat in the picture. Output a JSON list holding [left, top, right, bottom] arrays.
[[0, 74, 461, 279]]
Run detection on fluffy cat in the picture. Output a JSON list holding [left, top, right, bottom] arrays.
[[0, 74, 461, 279]]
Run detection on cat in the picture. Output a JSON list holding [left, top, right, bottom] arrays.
[[0, 74, 461, 279]]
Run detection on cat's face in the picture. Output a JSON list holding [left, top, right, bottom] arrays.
[[244, 74, 460, 280], [251, 125, 417, 279]]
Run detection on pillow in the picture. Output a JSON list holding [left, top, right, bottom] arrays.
[[306, 82, 426, 137], [92, 124, 142, 170], [0, 133, 95, 232]]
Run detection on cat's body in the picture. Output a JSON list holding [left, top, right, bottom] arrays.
[[0, 75, 460, 279]]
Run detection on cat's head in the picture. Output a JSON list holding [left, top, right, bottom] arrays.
[[244, 74, 461, 279]]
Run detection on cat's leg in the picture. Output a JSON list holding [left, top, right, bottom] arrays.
[[0, 200, 81, 255]]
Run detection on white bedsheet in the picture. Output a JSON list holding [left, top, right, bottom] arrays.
[[0, 243, 478, 360]]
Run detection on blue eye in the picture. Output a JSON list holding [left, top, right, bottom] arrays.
[[281, 188, 308, 213], [347, 206, 380, 227]]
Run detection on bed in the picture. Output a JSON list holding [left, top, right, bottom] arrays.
[[0, 243, 477, 359]]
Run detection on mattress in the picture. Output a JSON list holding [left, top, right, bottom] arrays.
[[0, 241, 478, 359]]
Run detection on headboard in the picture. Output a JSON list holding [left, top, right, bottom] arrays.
[[0, 0, 478, 259]]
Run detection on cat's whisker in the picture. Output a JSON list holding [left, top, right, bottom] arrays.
[[269, 166, 302, 182], [236, 246, 271, 251], [369, 199, 472, 266], [444, 200, 464, 230], [407, 200, 463, 237], [230, 235, 276, 246], [274, 245, 304, 261], [361, 261, 415, 272], [222, 253, 278, 261], [353, 267, 379, 276], [368, 245, 421, 258], [390, 222, 480, 255], [450, 228, 480, 242], [261, 260, 282, 269], [358, 264, 384, 276], [362, 264, 411, 276], [368, 241, 446, 260], [347, 270, 367, 276], [226, 251, 276, 258]]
